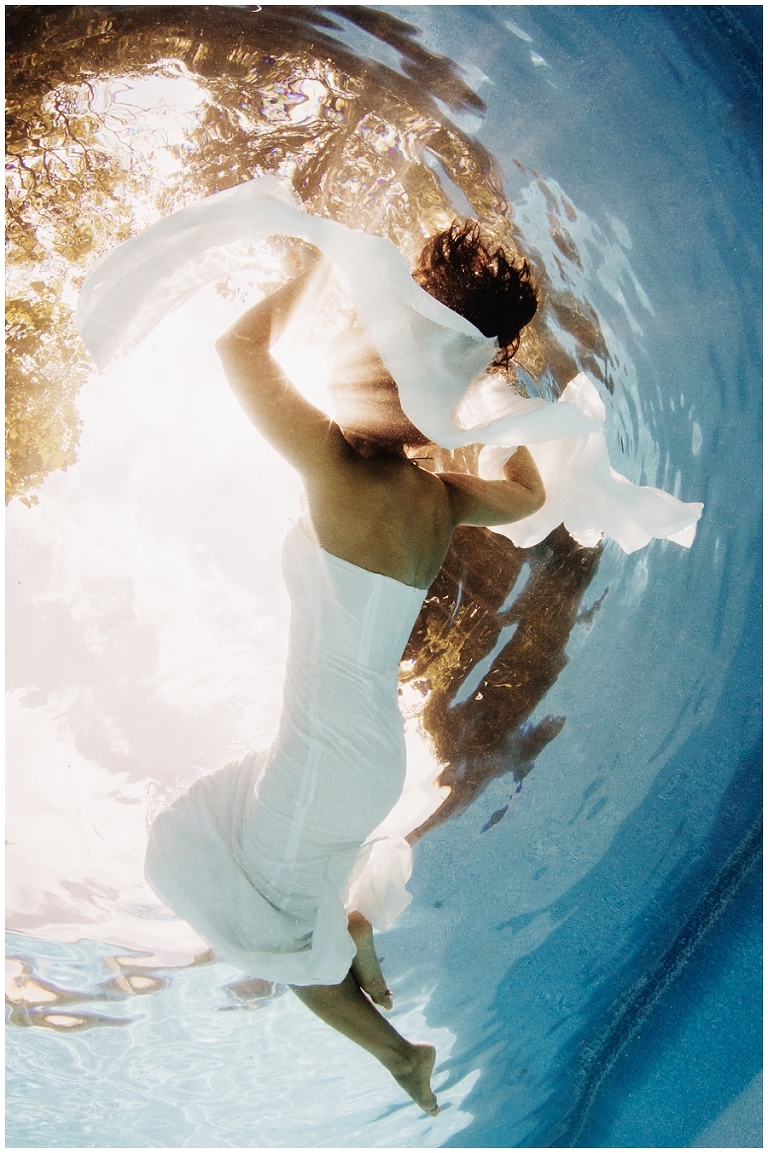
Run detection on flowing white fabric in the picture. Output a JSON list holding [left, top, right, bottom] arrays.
[[145, 523, 422, 985], [80, 177, 704, 983], [76, 174, 703, 554], [478, 375, 701, 552]]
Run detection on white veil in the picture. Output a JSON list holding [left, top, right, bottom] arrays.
[[77, 175, 702, 554]]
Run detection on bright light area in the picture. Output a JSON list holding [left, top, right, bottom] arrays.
[[90, 63, 207, 160], [87, 64, 208, 218], [6, 279, 445, 962]]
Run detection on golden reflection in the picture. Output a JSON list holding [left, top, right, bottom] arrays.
[[402, 524, 604, 841], [6, 955, 127, 1031], [6, 947, 293, 1030], [5, 948, 219, 1031], [223, 976, 285, 1008], [103, 955, 168, 997], [7, 4, 611, 502], [7, 5, 611, 994]]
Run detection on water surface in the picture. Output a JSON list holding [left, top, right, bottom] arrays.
[[6, 5, 761, 1148]]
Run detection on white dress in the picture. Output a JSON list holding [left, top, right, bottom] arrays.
[[77, 175, 704, 983], [145, 523, 424, 985]]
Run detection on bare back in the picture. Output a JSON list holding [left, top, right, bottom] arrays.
[[214, 264, 546, 588], [302, 446, 457, 589]]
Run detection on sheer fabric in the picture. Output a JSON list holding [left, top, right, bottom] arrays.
[[79, 176, 704, 983], [77, 174, 703, 555]]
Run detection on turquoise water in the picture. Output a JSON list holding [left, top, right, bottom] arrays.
[[6, 6, 761, 1148]]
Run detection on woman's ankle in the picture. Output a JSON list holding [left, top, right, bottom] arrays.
[[377, 1037, 419, 1076]]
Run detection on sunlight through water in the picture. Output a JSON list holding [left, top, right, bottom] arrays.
[[6, 6, 761, 1149]]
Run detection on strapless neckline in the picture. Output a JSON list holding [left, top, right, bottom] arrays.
[[297, 520, 430, 593]]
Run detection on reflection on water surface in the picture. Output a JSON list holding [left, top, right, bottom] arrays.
[[7, 5, 613, 941], [7, 4, 611, 504], [403, 524, 604, 840], [6, 4, 760, 1150]]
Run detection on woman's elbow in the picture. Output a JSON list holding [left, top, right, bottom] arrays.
[[510, 488, 545, 522], [215, 329, 239, 363], [215, 330, 261, 379], [215, 322, 268, 359], [214, 332, 232, 368], [528, 482, 546, 514], [494, 480, 546, 524]]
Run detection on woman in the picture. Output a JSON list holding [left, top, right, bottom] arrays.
[[77, 176, 700, 1116], [145, 227, 543, 1117]]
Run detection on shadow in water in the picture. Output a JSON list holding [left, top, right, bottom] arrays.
[[402, 523, 603, 841]]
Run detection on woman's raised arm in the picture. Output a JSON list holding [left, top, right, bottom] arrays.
[[439, 446, 546, 527], [215, 259, 349, 477]]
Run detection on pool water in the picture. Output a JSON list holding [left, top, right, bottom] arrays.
[[6, 6, 761, 1148]]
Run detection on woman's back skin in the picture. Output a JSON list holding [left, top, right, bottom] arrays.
[[216, 259, 546, 590], [214, 254, 545, 1115]]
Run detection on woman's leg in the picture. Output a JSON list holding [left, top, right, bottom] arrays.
[[290, 971, 439, 1115], [347, 911, 392, 1009]]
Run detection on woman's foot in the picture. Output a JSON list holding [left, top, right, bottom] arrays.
[[347, 912, 393, 1010], [290, 972, 439, 1116], [390, 1043, 440, 1116]]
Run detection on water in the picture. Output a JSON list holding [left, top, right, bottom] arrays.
[[6, 6, 761, 1148]]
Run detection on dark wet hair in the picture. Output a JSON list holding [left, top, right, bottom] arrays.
[[413, 222, 538, 366]]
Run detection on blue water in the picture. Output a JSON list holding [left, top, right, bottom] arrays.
[[7, 6, 761, 1148]]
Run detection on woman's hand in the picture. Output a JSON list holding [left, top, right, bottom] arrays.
[[216, 244, 326, 352]]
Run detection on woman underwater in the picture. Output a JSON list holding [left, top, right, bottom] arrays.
[[154, 226, 542, 1116], [76, 176, 702, 1117]]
